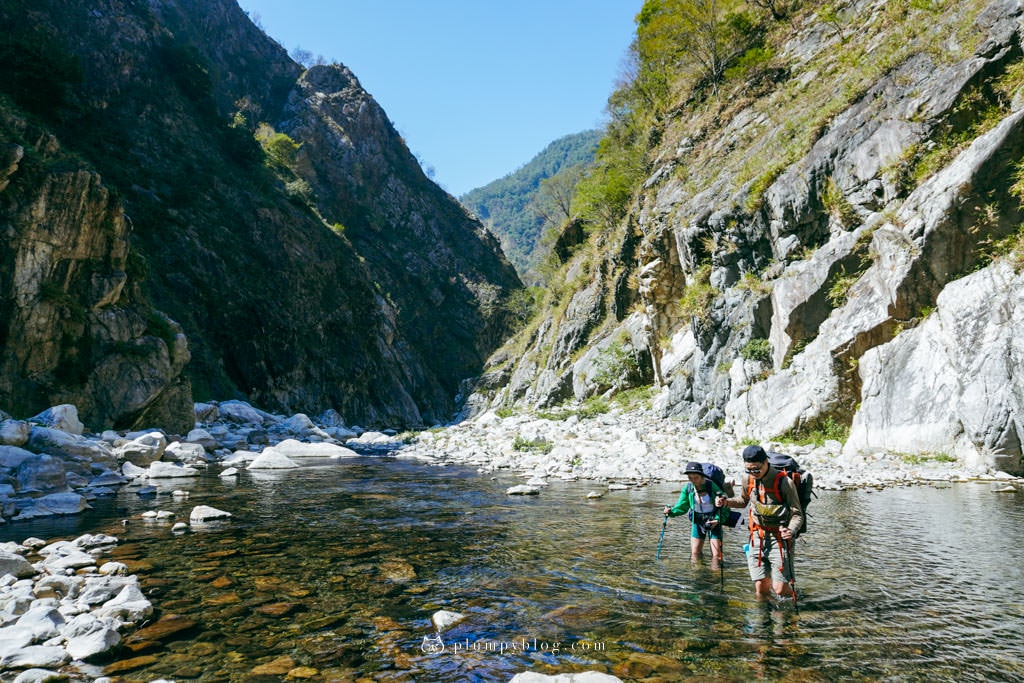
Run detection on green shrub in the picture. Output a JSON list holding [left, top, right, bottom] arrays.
[[777, 416, 849, 446], [678, 264, 719, 323], [593, 341, 640, 388], [512, 435, 554, 453], [740, 337, 772, 363]]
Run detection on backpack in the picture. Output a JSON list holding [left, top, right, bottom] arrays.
[[765, 451, 814, 534], [699, 462, 735, 497]]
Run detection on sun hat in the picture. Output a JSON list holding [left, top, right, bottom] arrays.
[[683, 461, 704, 475]]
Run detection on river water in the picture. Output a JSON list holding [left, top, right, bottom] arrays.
[[2, 454, 1023, 682]]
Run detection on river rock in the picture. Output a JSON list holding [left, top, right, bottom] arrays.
[[93, 583, 152, 623], [189, 505, 232, 522], [13, 493, 90, 520], [217, 400, 266, 425], [15, 606, 64, 640], [147, 462, 200, 478], [62, 612, 121, 660], [270, 439, 358, 458], [0, 420, 30, 446], [164, 438, 206, 464], [26, 427, 115, 464], [506, 485, 540, 495], [509, 673, 622, 683], [272, 413, 331, 440], [28, 405, 84, 435], [247, 448, 299, 469], [114, 432, 167, 467], [0, 645, 69, 670], [11, 669, 68, 683], [0, 444, 34, 469], [431, 610, 465, 631], [185, 428, 219, 451], [14, 453, 66, 492], [0, 551, 35, 579]]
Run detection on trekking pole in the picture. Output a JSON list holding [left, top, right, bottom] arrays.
[[785, 537, 799, 613], [656, 514, 668, 560], [720, 542, 725, 593]]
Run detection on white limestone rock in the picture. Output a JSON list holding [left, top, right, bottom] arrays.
[[189, 505, 232, 522], [246, 448, 299, 469]]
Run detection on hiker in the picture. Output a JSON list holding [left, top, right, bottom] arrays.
[[717, 445, 804, 602], [662, 461, 730, 568]]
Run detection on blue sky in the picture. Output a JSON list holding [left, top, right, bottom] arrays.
[[235, 1, 640, 196]]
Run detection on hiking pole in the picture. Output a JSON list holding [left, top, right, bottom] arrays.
[[720, 543, 725, 593], [656, 514, 668, 560], [785, 537, 799, 613]]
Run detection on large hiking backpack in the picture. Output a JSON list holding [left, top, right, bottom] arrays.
[[699, 462, 734, 497], [766, 451, 814, 534]]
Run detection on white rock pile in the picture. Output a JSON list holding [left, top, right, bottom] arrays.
[[0, 401, 371, 525], [0, 533, 151, 676], [400, 406, 1022, 492]]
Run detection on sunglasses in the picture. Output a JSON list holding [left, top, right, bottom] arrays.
[[744, 464, 764, 473]]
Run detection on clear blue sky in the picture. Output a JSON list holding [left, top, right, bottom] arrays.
[[235, 1, 640, 196]]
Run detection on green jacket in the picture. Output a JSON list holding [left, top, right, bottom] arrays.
[[667, 479, 730, 525]]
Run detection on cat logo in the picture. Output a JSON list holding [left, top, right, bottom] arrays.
[[421, 631, 445, 654]]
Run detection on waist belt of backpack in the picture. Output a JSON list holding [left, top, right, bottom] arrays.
[[749, 527, 788, 568]]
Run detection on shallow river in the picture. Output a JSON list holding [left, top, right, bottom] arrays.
[[2, 454, 1023, 682]]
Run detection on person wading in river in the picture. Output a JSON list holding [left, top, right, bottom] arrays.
[[718, 445, 804, 602], [663, 461, 730, 569]]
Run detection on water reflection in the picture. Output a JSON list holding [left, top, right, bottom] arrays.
[[2, 457, 1023, 681]]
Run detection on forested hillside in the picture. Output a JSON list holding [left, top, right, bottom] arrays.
[[468, 0, 1024, 475], [460, 130, 600, 284], [0, 0, 521, 430]]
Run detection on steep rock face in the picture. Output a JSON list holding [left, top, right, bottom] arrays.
[[283, 65, 522, 411], [476, 0, 1024, 473], [0, 0, 520, 428], [0, 117, 192, 433]]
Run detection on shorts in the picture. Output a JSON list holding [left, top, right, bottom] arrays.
[[746, 530, 794, 583], [690, 513, 724, 540]]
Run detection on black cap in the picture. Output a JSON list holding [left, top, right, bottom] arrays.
[[742, 445, 768, 462], [683, 461, 704, 475]]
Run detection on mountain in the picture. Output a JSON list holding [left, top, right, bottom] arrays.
[[0, 0, 521, 431], [460, 130, 600, 284], [466, 0, 1024, 475]]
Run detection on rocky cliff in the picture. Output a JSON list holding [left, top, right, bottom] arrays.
[[0, 0, 521, 430], [474, 0, 1024, 474]]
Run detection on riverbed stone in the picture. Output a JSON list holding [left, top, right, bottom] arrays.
[[270, 438, 358, 459], [29, 405, 84, 435], [63, 612, 121, 660], [121, 614, 197, 647], [165, 441, 207, 463], [506, 485, 540, 495], [510, 673, 622, 683], [147, 461, 200, 478], [11, 669, 68, 683], [431, 609, 465, 631], [189, 505, 232, 522], [114, 432, 166, 467], [0, 420, 30, 446], [0, 645, 69, 670], [251, 655, 296, 675], [247, 448, 299, 469], [0, 551, 36, 579], [14, 605, 64, 640]]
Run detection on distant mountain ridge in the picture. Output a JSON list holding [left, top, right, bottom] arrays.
[[461, 130, 600, 283]]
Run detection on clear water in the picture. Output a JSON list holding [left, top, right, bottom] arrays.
[[3, 455, 1023, 682]]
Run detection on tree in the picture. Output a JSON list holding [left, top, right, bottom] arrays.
[[531, 165, 583, 230], [750, 0, 796, 20], [636, 0, 757, 90]]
